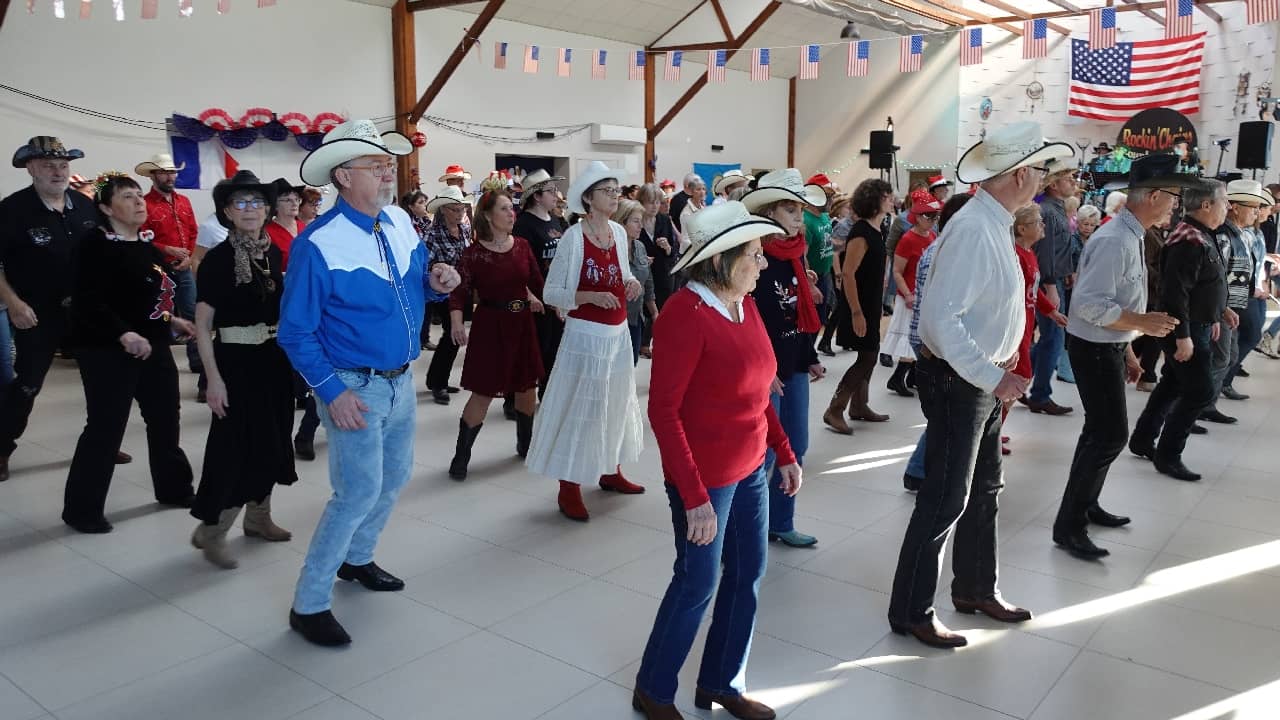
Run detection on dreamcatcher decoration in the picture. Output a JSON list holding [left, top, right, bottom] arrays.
[[1025, 81, 1044, 114]]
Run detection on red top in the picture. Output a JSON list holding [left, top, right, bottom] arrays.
[[264, 219, 306, 271], [894, 228, 936, 296], [649, 288, 797, 509], [1014, 244, 1059, 379], [568, 236, 627, 326], [141, 188, 198, 258]]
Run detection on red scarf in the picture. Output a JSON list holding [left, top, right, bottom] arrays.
[[764, 232, 822, 334]]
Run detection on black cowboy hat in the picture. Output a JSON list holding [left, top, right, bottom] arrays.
[[1128, 153, 1200, 190], [1093, 142, 1113, 154], [270, 177, 305, 199], [12, 136, 84, 168], [212, 171, 278, 228]]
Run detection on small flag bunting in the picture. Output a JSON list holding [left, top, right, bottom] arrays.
[[899, 35, 922, 73], [707, 49, 727, 83], [1166, 0, 1194, 38], [593, 49, 608, 80], [494, 41, 508, 69], [665, 50, 683, 82], [628, 50, 646, 81], [1090, 7, 1117, 50], [848, 40, 869, 77], [79, 0, 91, 19], [1247, 0, 1280, 25], [558, 48, 572, 78], [750, 48, 771, 82], [960, 27, 982, 66], [799, 44, 820, 80], [141, 0, 157, 19], [523, 45, 540, 74], [1023, 18, 1047, 59]]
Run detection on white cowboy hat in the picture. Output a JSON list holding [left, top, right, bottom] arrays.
[[299, 118, 412, 187], [671, 201, 784, 274], [438, 164, 472, 182], [134, 152, 185, 176], [567, 161, 624, 215], [712, 169, 754, 196], [955, 122, 1074, 184], [1226, 179, 1272, 205], [740, 168, 826, 212], [426, 185, 468, 214], [521, 168, 565, 193]]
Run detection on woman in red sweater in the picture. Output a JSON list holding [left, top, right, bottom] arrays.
[[1010, 204, 1067, 453], [633, 201, 802, 720]]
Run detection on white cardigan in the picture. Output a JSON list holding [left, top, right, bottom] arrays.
[[542, 219, 635, 312]]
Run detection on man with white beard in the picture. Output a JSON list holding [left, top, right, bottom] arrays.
[[279, 119, 461, 646]]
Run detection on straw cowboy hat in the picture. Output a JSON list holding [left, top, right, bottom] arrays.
[[134, 152, 185, 176], [567, 161, 624, 215], [1127, 154, 1199, 190], [1226, 179, 1273, 206], [212, 170, 278, 229], [671, 201, 784, 273], [955, 122, 1074, 184], [740, 168, 827, 212], [427, 185, 469, 213], [298, 118, 413, 187], [713, 169, 754, 196], [438, 164, 472, 182], [12, 136, 84, 168], [521, 168, 565, 194]]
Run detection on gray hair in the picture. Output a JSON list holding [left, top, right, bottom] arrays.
[[683, 172, 703, 191], [329, 163, 351, 192], [1183, 179, 1224, 214], [1124, 187, 1154, 205], [1076, 204, 1102, 224], [683, 242, 751, 289], [1105, 191, 1127, 215]]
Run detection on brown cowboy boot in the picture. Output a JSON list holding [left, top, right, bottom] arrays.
[[823, 383, 854, 435]]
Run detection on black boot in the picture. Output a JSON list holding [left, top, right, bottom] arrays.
[[515, 411, 535, 459], [448, 419, 483, 480], [904, 363, 917, 389], [503, 395, 517, 421], [887, 361, 914, 397], [293, 433, 315, 462]]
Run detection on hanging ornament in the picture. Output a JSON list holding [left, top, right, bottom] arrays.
[[311, 112, 345, 134], [260, 116, 291, 142], [171, 114, 217, 141], [239, 107, 274, 128], [979, 97, 993, 121], [198, 108, 236, 130], [279, 112, 311, 135], [411, 131, 427, 148], [219, 127, 259, 150], [295, 133, 326, 152]]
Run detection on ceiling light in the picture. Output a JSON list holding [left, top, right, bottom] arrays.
[[841, 20, 861, 39]]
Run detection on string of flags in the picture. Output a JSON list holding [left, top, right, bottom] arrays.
[[26, 0, 276, 20]]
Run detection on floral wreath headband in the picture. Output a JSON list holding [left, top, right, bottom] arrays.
[[92, 170, 132, 200]]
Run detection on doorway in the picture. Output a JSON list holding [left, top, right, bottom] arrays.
[[495, 154, 571, 186]]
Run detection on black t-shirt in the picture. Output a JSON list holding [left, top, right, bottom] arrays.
[[0, 186, 98, 309], [750, 253, 819, 378], [514, 210, 564, 274], [71, 228, 178, 347], [196, 240, 284, 328]]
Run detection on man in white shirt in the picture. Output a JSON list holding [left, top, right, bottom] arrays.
[[888, 123, 1074, 649]]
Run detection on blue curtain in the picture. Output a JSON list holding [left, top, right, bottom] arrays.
[[692, 162, 742, 194]]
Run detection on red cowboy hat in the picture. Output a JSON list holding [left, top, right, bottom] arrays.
[[908, 198, 943, 224], [806, 173, 832, 188], [438, 164, 471, 182]]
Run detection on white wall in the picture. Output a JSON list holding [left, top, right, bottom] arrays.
[[794, 34, 962, 191], [958, 4, 1279, 181], [411, 8, 788, 194], [0, 1, 394, 217]]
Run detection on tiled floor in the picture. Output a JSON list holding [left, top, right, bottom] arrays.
[[3, 343, 1280, 719]]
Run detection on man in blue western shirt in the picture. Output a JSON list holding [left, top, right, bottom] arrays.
[[280, 120, 461, 646]]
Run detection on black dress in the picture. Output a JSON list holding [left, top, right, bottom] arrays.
[[843, 219, 885, 353], [191, 241, 296, 524], [639, 214, 679, 307]]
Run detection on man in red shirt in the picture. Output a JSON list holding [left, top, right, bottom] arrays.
[[136, 153, 205, 398]]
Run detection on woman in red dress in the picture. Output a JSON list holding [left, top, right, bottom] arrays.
[[447, 190, 546, 479]]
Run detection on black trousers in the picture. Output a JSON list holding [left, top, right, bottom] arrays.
[[534, 311, 564, 396], [63, 344, 193, 524], [1131, 322, 1216, 464], [295, 371, 321, 443], [1055, 336, 1129, 536], [425, 307, 462, 391], [889, 355, 1004, 625], [0, 304, 68, 457], [1132, 334, 1162, 382]]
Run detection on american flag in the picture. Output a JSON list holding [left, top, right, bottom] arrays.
[[593, 49, 608, 80], [1090, 7, 1117, 50], [80, 0, 91, 19], [848, 40, 869, 77], [1023, 19, 1047, 59], [707, 49, 727, 83], [628, 50, 646, 80], [494, 42, 508, 70], [799, 44, 820, 80], [665, 50, 683, 81], [1166, 0, 1194, 38], [1247, 0, 1280, 24], [960, 27, 982, 66], [558, 48, 572, 78], [1068, 33, 1204, 121], [523, 45, 540, 74], [141, 0, 158, 18], [899, 35, 922, 73], [751, 48, 771, 82]]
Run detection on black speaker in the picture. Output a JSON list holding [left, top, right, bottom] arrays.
[[869, 153, 894, 170], [1237, 121, 1274, 170], [870, 130, 894, 153]]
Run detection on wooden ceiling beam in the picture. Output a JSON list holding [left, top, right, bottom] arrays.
[[406, 0, 484, 11], [650, 0, 709, 49], [1195, 0, 1223, 22], [876, 0, 967, 27], [709, 0, 734, 42], [978, 0, 1072, 34], [0, 0, 12, 35], [409, 0, 505, 123], [974, 0, 1238, 24], [927, 0, 1023, 36]]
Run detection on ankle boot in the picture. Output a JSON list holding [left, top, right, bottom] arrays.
[[448, 419, 484, 480], [191, 506, 241, 569], [599, 466, 645, 494], [823, 384, 854, 435], [243, 495, 291, 541], [850, 382, 889, 422], [558, 480, 590, 521], [515, 411, 534, 459], [887, 361, 914, 397], [905, 363, 917, 389]]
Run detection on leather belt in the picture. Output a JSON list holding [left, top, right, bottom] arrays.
[[341, 363, 410, 379], [216, 324, 277, 345], [919, 345, 936, 360], [480, 298, 530, 313]]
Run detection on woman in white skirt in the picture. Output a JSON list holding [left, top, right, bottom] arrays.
[[881, 195, 942, 397], [527, 161, 645, 521]]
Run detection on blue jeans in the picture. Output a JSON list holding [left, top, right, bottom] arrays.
[[764, 372, 809, 534], [0, 309, 13, 387], [293, 369, 416, 614], [1225, 297, 1265, 387], [636, 465, 768, 704], [169, 267, 204, 379], [630, 321, 642, 366], [1029, 303, 1064, 403], [905, 431, 926, 480]]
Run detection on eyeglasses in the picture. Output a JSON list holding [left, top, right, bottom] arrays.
[[747, 251, 767, 265], [1154, 189, 1182, 200], [593, 186, 622, 197], [307, 200, 323, 207], [344, 162, 398, 177], [230, 198, 267, 210], [919, 213, 939, 220], [278, 197, 301, 205]]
